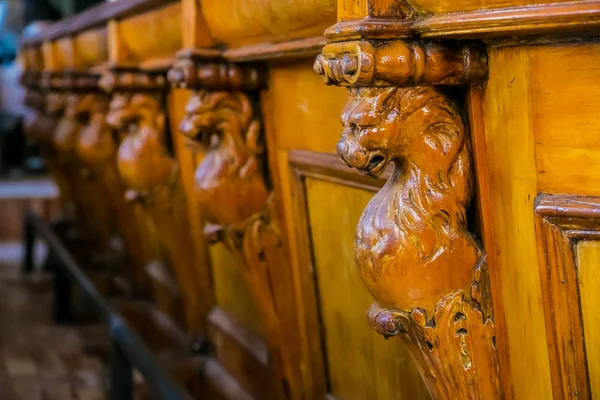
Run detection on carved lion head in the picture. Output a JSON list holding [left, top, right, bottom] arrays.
[[76, 95, 112, 166], [53, 94, 97, 154], [115, 93, 173, 191], [338, 86, 470, 206], [179, 90, 268, 226]]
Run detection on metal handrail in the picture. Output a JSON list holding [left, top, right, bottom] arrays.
[[22, 212, 194, 400]]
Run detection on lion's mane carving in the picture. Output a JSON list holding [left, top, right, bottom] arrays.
[[338, 86, 482, 313], [76, 95, 111, 166], [54, 94, 97, 154], [112, 93, 173, 191], [179, 90, 267, 227]]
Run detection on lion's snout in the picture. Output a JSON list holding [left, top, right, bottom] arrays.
[[337, 132, 387, 178], [337, 132, 369, 170]]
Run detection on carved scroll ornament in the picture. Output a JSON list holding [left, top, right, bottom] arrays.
[[314, 41, 487, 87], [315, 42, 499, 399]]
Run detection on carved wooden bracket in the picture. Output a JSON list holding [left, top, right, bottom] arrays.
[[315, 38, 499, 399], [177, 79, 299, 394], [101, 67, 171, 196]]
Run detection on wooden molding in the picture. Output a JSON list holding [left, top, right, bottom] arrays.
[[99, 68, 167, 93], [416, 0, 600, 38], [39, 71, 102, 92], [314, 40, 487, 87], [20, 0, 179, 47], [167, 49, 264, 91], [288, 150, 391, 398], [534, 194, 600, 400], [223, 36, 328, 63], [325, 0, 600, 40]]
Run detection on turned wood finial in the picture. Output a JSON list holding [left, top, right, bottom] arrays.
[[167, 49, 264, 91], [314, 41, 487, 87]]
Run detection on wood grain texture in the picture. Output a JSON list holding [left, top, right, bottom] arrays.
[[534, 195, 600, 400], [74, 28, 108, 69], [416, 0, 600, 37], [116, 3, 182, 64], [528, 43, 600, 197], [261, 63, 349, 398], [408, 0, 582, 15], [576, 241, 600, 399], [21, 0, 179, 47], [467, 86, 512, 399], [200, 0, 335, 48], [482, 46, 553, 400], [304, 176, 430, 400]]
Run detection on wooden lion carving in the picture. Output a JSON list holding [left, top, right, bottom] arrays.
[[115, 93, 172, 192], [180, 89, 298, 394], [180, 90, 267, 228], [338, 86, 481, 313], [337, 86, 500, 399]]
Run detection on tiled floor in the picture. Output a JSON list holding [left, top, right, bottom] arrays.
[[0, 262, 107, 400]]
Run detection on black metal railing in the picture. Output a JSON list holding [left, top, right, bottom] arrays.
[[22, 212, 194, 400]]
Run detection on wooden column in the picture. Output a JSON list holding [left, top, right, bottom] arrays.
[[314, 1, 501, 398]]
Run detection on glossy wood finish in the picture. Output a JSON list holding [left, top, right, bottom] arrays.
[[577, 241, 600, 398], [288, 152, 429, 400], [479, 46, 553, 400], [18, 0, 600, 399], [534, 195, 600, 399], [200, 0, 335, 48]]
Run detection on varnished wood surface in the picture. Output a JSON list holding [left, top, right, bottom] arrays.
[[481, 46, 553, 400], [305, 177, 429, 400], [417, 0, 600, 38], [410, 0, 578, 13], [577, 241, 600, 399], [18, 0, 600, 399], [21, 0, 178, 46], [116, 3, 182, 64], [200, 0, 335, 48], [534, 195, 600, 399]]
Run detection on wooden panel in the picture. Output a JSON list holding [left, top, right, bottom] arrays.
[[261, 64, 349, 396], [577, 241, 600, 398], [266, 61, 347, 154], [200, 0, 335, 48], [534, 195, 600, 399], [305, 177, 429, 400], [117, 3, 182, 63], [528, 43, 600, 196], [210, 243, 265, 338], [481, 46, 553, 400], [74, 28, 108, 68]]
